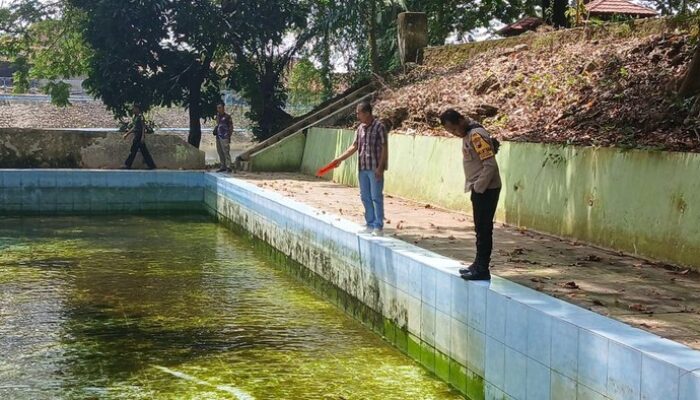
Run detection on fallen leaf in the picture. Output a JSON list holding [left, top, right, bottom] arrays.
[[562, 281, 580, 290], [671, 269, 690, 275], [629, 303, 653, 313], [510, 248, 525, 256]]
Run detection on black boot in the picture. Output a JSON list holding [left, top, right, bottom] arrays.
[[460, 258, 491, 281], [460, 266, 491, 281], [459, 262, 477, 275], [459, 254, 480, 275]]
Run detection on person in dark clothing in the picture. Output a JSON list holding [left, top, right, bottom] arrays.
[[213, 102, 234, 172], [440, 109, 501, 281], [122, 104, 156, 170]]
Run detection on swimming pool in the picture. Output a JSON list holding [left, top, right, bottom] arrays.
[[0, 215, 462, 399]]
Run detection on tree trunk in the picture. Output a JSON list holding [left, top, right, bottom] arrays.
[[188, 79, 203, 148], [320, 29, 333, 101], [434, 2, 449, 46], [367, 0, 380, 74], [543, 0, 568, 28], [542, 0, 551, 24], [679, 42, 700, 98], [575, 0, 581, 26]]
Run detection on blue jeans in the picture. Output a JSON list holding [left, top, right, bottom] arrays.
[[358, 169, 384, 229]]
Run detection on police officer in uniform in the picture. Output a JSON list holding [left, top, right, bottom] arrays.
[[122, 104, 156, 170], [440, 109, 501, 281]]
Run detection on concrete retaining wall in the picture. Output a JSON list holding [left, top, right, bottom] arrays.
[[249, 131, 306, 172], [206, 174, 700, 400], [0, 128, 205, 170], [293, 127, 700, 269]]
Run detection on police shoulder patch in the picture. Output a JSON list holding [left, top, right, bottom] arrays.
[[471, 132, 494, 160]]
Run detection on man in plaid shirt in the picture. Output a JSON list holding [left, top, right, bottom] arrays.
[[332, 101, 388, 236]]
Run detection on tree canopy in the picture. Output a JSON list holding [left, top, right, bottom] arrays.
[[225, 0, 325, 140], [67, 0, 226, 147], [0, 1, 90, 105], [2, 0, 697, 144]]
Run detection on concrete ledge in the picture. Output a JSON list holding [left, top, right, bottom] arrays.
[[208, 174, 700, 400], [0, 128, 205, 169]]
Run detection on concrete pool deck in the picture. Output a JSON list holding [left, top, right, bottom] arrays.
[[236, 171, 700, 351]]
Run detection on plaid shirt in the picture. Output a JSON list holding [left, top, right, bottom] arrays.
[[354, 119, 387, 171]]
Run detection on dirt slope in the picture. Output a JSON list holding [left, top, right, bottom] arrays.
[[374, 28, 700, 152]]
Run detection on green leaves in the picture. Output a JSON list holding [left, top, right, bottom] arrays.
[[68, 0, 229, 146], [225, 0, 327, 141], [0, 1, 90, 104], [288, 58, 324, 105], [43, 81, 72, 107]]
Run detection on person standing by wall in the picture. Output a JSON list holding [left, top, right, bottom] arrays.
[[122, 104, 156, 170], [331, 101, 388, 236], [440, 109, 501, 281], [214, 102, 234, 173]]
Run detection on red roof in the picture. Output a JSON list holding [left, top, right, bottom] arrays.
[[497, 17, 544, 36], [585, 0, 658, 17]]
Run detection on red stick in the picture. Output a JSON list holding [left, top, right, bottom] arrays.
[[316, 160, 341, 177]]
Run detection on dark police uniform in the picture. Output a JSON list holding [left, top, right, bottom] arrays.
[[461, 123, 501, 280], [124, 114, 156, 170]]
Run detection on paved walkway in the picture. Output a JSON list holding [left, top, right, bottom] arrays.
[[237, 172, 700, 350]]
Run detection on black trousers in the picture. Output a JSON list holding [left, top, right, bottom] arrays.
[[470, 188, 501, 269], [124, 135, 156, 169]]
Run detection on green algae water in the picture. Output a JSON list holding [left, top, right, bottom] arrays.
[[0, 215, 463, 400]]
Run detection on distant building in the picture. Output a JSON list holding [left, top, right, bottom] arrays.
[[497, 17, 544, 37], [0, 61, 15, 77], [585, 0, 658, 19]]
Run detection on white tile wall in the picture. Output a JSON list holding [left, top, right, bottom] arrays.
[[211, 175, 700, 400], [504, 346, 527, 399], [579, 330, 610, 396], [486, 336, 507, 391], [641, 355, 680, 400]]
